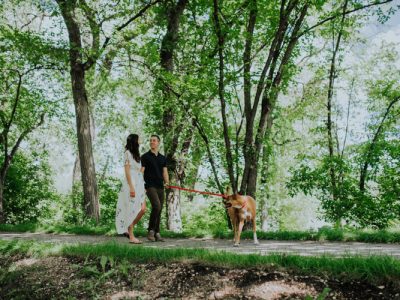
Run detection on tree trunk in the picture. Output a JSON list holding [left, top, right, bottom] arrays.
[[57, 0, 99, 222], [167, 188, 183, 232], [213, 0, 237, 193], [326, 0, 348, 227], [259, 125, 273, 230], [246, 93, 276, 198], [241, 0, 258, 195], [72, 105, 96, 188], [165, 124, 194, 233], [72, 74, 99, 221], [0, 178, 4, 223], [240, 2, 309, 197], [160, 0, 188, 232], [72, 155, 81, 186]]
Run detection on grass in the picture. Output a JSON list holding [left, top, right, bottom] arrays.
[[0, 223, 191, 238], [0, 239, 399, 285], [213, 227, 400, 243], [1, 223, 400, 243]]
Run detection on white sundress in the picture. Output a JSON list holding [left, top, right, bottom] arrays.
[[115, 150, 146, 234]]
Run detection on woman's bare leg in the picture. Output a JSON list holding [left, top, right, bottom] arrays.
[[128, 202, 146, 243], [132, 202, 146, 226]]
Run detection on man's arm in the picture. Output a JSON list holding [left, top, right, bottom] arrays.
[[140, 154, 146, 173], [163, 167, 169, 187]]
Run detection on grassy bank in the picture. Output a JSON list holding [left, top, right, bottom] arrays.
[[1, 223, 400, 243], [0, 239, 399, 286]]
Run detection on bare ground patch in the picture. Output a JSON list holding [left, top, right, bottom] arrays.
[[0, 254, 399, 299]]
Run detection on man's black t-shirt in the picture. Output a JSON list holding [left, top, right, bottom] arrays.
[[141, 150, 167, 189]]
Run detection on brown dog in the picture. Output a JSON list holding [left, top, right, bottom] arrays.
[[224, 193, 259, 247]]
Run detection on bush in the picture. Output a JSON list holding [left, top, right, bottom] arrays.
[[98, 176, 122, 225], [3, 151, 59, 224], [183, 201, 228, 237], [62, 176, 122, 226]]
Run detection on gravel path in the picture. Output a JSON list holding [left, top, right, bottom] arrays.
[[1, 232, 400, 258]]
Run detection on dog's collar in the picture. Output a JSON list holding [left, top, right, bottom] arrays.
[[240, 200, 247, 209]]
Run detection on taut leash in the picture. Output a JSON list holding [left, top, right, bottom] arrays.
[[166, 185, 227, 199]]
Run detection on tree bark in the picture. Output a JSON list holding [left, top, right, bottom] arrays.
[[259, 124, 273, 230], [57, 0, 99, 222], [166, 121, 194, 232], [0, 177, 5, 223], [241, 0, 258, 195], [72, 105, 96, 188], [325, 0, 348, 227], [160, 0, 188, 232], [213, 0, 237, 193]]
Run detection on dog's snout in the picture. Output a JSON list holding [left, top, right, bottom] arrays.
[[223, 198, 232, 208]]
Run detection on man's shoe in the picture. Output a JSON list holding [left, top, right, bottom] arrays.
[[147, 230, 155, 242], [155, 233, 165, 242]]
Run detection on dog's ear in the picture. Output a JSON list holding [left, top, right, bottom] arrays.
[[225, 185, 232, 196]]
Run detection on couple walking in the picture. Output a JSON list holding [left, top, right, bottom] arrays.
[[115, 134, 169, 244]]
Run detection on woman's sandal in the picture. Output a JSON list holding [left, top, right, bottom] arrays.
[[129, 239, 142, 244]]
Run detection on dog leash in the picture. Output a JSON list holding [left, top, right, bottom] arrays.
[[166, 185, 227, 199]]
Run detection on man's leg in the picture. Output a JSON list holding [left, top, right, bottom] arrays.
[[154, 187, 165, 241], [146, 187, 161, 241]]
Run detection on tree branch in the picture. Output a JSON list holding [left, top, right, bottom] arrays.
[[99, 0, 162, 53], [298, 0, 393, 38], [359, 96, 400, 191]]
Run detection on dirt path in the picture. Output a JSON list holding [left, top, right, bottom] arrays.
[[1, 232, 400, 258]]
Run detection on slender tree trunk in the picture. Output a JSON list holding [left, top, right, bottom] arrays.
[[326, 0, 348, 227], [241, 0, 258, 195], [259, 125, 273, 230], [0, 151, 11, 224], [191, 115, 232, 228], [0, 177, 5, 223], [57, 0, 99, 222], [241, 2, 308, 197], [159, 0, 188, 232], [185, 163, 200, 202], [72, 155, 81, 186], [213, 0, 237, 193]]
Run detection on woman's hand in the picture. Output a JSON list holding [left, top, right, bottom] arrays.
[[130, 188, 136, 198]]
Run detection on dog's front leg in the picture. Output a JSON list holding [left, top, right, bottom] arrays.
[[252, 219, 259, 244], [233, 222, 237, 243], [234, 219, 245, 247]]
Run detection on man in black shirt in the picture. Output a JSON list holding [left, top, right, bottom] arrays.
[[141, 134, 169, 242]]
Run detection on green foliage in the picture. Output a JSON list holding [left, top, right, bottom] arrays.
[[63, 176, 122, 226], [288, 156, 358, 224], [287, 43, 400, 229], [2, 151, 59, 224], [288, 150, 400, 229], [183, 200, 228, 237], [98, 177, 122, 225], [1, 0, 399, 232]]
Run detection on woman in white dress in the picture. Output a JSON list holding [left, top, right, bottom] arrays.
[[115, 134, 146, 244]]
